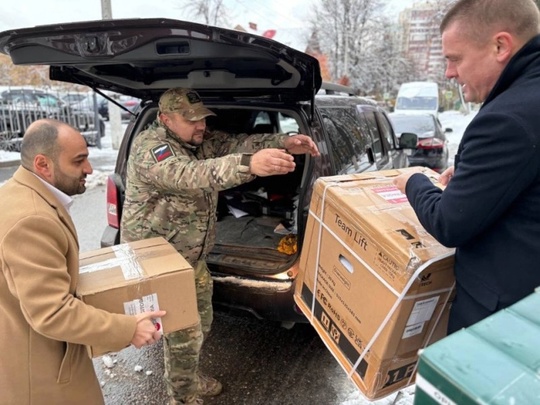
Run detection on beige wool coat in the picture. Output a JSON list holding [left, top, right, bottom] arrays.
[[0, 167, 137, 404]]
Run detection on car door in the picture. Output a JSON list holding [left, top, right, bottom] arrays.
[[356, 105, 404, 170], [376, 109, 408, 169], [317, 103, 375, 175]]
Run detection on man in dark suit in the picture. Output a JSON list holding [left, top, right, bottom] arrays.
[[394, 0, 540, 333]]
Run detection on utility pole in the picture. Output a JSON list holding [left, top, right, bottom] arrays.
[[101, 0, 112, 19], [101, 0, 122, 150]]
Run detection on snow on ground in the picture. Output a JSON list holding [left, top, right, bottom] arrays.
[[0, 149, 20, 163], [439, 109, 477, 166]]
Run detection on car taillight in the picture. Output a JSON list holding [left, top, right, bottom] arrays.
[[106, 176, 120, 229], [417, 137, 445, 150]]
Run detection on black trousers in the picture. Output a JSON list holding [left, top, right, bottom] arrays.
[[447, 282, 494, 334]]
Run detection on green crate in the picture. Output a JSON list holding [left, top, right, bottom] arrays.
[[414, 289, 540, 404]]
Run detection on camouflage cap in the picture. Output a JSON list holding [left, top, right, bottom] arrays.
[[158, 88, 216, 121]]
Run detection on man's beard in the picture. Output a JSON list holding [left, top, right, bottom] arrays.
[[54, 167, 86, 196]]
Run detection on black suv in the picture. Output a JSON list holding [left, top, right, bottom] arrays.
[[0, 18, 413, 325]]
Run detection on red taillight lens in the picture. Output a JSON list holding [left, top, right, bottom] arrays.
[[106, 176, 120, 229], [417, 137, 445, 150]]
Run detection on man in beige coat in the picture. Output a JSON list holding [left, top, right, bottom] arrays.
[[0, 119, 166, 404]]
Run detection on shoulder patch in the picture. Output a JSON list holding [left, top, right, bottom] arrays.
[[151, 144, 175, 163]]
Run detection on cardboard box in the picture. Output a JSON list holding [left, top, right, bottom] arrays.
[[77, 237, 199, 356], [415, 288, 540, 405], [295, 168, 455, 400]]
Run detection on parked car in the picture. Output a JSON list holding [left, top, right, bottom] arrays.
[[61, 91, 89, 106], [0, 87, 104, 149], [70, 92, 140, 122], [388, 112, 451, 173], [117, 96, 140, 121], [0, 18, 414, 325]]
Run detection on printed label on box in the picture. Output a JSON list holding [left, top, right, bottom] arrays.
[[406, 296, 439, 326], [402, 322, 425, 339], [371, 186, 408, 204], [123, 293, 163, 333]]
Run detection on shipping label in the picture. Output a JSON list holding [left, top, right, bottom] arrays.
[[123, 293, 163, 334]]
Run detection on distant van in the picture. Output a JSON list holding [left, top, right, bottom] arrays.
[[394, 81, 440, 116]]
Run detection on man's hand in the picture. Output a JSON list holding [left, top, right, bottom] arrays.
[[438, 166, 455, 186], [131, 310, 167, 348], [283, 135, 320, 157], [393, 168, 424, 193], [250, 148, 296, 177]]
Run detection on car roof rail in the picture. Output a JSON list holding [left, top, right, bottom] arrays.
[[319, 82, 356, 96]]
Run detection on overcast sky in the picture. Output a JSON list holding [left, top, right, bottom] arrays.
[[0, 0, 413, 32]]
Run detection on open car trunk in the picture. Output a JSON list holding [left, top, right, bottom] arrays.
[[210, 159, 304, 272], [127, 103, 309, 276]]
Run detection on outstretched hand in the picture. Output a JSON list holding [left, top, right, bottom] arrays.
[[283, 135, 320, 157], [250, 148, 296, 177]]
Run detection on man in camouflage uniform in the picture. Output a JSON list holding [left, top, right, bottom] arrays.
[[120, 88, 319, 405]]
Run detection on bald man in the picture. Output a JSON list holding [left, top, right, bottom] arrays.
[[0, 119, 165, 405]]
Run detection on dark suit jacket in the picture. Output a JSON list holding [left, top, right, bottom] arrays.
[[405, 35, 540, 330]]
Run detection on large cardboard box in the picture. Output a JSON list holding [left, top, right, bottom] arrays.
[[415, 288, 540, 405], [77, 237, 199, 356], [295, 168, 455, 400]]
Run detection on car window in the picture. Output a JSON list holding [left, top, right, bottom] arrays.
[[322, 115, 350, 174], [36, 94, 62, 108], [377, 113, 397, 149], [2, 92, 34, 105], [390, 115, 434, 135], [250, 110, 301, 134], [250, 111, 276, 133], [362, 111, 384, 160], [319, 106, 371, 175], [279, 112, 299, 133], [254, 111, 271, 125]]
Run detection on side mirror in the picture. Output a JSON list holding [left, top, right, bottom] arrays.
[[399, 132, 418, 149]]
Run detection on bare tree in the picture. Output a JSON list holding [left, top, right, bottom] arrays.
[[310, 0, 414, 96], [176, 0, 231, 27], [309, 0, 459, 99], [0, 55, 53, 87]]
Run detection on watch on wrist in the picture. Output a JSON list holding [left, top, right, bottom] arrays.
[[240, 153, 253, 173]]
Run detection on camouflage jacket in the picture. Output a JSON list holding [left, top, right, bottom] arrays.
[[120, 120, 286, 266]]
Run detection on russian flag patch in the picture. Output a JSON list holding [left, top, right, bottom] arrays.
[[151, 144, 175, 163]]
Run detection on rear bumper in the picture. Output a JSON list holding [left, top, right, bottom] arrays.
[[408, 153, 447, 172], [100, 225, 307, 323], [100, 225, 120, 247], [211, 274, 307, 323]]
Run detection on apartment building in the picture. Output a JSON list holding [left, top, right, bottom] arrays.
[[398, 1, 446, 82]]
